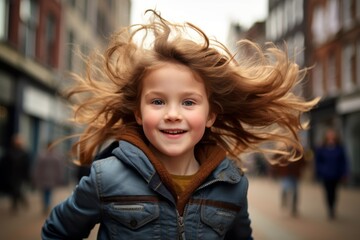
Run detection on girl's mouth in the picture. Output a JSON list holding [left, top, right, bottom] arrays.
[[160, 130, 186, 135]]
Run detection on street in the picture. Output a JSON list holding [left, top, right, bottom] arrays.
[[0, 176, 359, 239], [248, 177, 360, 240]]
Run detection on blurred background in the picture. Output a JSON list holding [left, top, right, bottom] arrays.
[[0, 0, 359, 239]]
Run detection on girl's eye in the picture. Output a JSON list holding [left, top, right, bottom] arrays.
[[151, 99, 164, 105], [183, 100, 195, 106]]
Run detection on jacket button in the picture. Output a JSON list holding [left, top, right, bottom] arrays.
[[219, 224, 225, 232], [230, 175, 237, 181], [130, 219, 138, 228]]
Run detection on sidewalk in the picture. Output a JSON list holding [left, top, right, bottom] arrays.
[[0, 185, 98, 240], [0, 177, 359, 239], [248, 177, 360, 240]]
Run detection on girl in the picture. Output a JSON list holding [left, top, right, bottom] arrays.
[[42, 10, 318, 239]]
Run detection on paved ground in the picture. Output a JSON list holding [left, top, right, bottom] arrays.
[[0, 177, 359, 239], [248, 177, 360, 240]]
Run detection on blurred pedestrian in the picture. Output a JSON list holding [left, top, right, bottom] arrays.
[[254, 153, 269, 177], [271, 152, 306, 217], [32, 141, 65, 215], [1, 134, 31, 212], [315, 128, 349, 220]]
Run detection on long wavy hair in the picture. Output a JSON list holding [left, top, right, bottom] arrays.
[[66, 10, 319, 165]]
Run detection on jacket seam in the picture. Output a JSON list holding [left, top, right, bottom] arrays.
[[100, 195, 160, 203], [94, 160, 104, 219], [188, 198, 242, 212]]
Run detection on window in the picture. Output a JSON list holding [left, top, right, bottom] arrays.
[[19, 0, 38, 57], [276, 6, 283, 38], [265, 14, 272, 40], [45, 14, 56, 67], [342, 0, 352, 29], [266, 11, 277, 40], [294, 32, 304, 66], [0, 0, 9, 40], [286, 0, 294, 29], [312, 5, 326, 45], [295, 0, 303, 24], [82, 0, 88, 21], [313, 61, 324, 97], [66, 31, 74, 71], [96, 9, 110, 38], [312, 0, 340, 45], [327, 53, 337, 96], [281, 2, 288, 34], [342, 43, 355, 92], [327, 0, 340, 35], [80, 42, 89, 71]]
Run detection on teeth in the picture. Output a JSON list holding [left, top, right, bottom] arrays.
[[162, 130, 184, 134]]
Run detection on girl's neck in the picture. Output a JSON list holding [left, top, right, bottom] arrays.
[[149, 145, 200, 176]]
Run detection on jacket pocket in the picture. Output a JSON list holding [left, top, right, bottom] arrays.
[[200, 204, 238, 236], [105, 196, 160, 230]]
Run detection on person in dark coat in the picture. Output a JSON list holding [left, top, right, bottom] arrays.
[[1, 134, 31, 212], [315, 128, 348, 219]]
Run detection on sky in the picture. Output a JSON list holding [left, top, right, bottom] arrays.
[[130, 0, 268, 44]]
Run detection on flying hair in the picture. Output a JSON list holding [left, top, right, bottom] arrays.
[[65, 9, 319, 165]]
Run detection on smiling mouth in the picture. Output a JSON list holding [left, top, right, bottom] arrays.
[[160, 130, 187, 135]]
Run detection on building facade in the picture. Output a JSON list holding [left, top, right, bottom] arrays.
[[306, 0, 360, 186], [0, 0, 130, 170], [0, 0, 64, 164], [265, 0, 360, 186]]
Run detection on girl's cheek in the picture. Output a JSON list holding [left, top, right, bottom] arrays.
[[142, 114, 159, 128], [189, 114, 209, 129]]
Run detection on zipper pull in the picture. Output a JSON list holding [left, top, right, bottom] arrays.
[[177, 211, 186, 240]]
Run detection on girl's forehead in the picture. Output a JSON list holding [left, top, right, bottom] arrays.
[[139, 63, 209, 96], [143, 62, 202, 82], [146, 66, 198, 85]]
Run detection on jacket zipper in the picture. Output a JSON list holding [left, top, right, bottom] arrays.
[[176, 178, 238, 240], [177, 210, 186, 240]]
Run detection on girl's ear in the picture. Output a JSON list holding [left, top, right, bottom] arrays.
[[135, 110, 142, 125], [206, 112, 217, 128]]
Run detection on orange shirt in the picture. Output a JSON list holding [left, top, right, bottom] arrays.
[[170, 174, 195, 197]]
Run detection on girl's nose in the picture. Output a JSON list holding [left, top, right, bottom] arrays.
[[164, 105, 182, 121]]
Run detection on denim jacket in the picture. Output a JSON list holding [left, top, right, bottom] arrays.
[[42, 140, 252, 239]]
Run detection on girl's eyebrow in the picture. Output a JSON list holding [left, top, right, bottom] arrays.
[[144, 90, 204, 99], [143, 91, 165, 98]]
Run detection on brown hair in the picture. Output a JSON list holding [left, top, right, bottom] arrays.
[[66, 10, 319, 165]]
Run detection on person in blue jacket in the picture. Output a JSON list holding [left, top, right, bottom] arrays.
[[41, 10, 318, 239], [315, 128, 348, 219]]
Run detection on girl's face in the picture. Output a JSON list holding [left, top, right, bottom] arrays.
[[135, 63, 216, 161]]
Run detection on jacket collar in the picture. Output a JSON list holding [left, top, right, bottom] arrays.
[[113, 128, 239, 215]]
